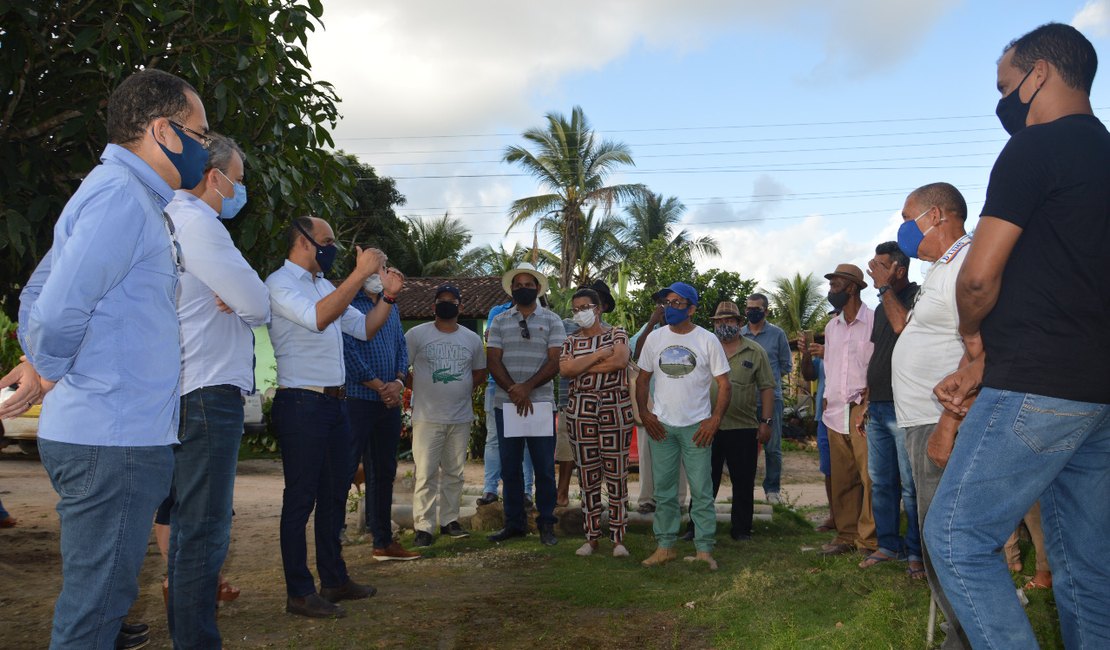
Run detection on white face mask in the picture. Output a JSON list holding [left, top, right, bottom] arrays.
[[364, 273, 384, 295], [572, 309, 596, 328]]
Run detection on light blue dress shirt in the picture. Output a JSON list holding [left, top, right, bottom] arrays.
[[167, 191, 270, 394], [265, 259, 368, 388], [18, 145, 182, 446], [741, 322, 793, 400]]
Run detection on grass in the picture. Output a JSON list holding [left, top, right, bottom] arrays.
[[387, 504, 1063, 649]]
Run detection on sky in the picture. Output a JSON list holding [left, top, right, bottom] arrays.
[[306, 0, 1110, 300]]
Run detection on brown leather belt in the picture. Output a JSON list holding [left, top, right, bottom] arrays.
[[278, 385, 346, 400]]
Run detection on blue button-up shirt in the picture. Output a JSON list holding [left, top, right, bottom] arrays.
[[741, 322, 793, 400], [266, 259, 368, 388], [18, 145, 181, 446], [167, 191, 270, 395], [343, 292, 408, 401]]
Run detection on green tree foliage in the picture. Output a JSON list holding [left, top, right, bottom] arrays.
[[539, 206, 625, 287], [0, 0, 355, 317], [768, 272, 831, 337], [621, 192, 720, 259], [622, 239, 757, 331], [392, 213, 483, 277], [502, 106, 645, 290], [468, 241, 557, 278]]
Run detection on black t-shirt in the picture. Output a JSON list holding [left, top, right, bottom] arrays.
[[866, 282, 918, 402], [980, 114, 1110, 404]]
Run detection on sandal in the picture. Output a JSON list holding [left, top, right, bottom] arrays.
[[1023, 579, 1052, 591], [217, 580, 241, 602], [858, 550, 899, 569], [907, 561, 926, 580]]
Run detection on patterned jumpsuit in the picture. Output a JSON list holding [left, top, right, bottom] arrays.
[[561, 327, 635, 543]]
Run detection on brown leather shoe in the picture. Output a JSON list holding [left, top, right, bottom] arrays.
[[372, 542, 421, 561], [641, 547, 677, 567], [286, 593, 345, 618], [320, 579, 376, 603], [819, 542, 856, 556]]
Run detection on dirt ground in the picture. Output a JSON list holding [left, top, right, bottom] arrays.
[[0, 448, 826, 649]]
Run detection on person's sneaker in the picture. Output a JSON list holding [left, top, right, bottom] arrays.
[[440, 521, 470, 538], [119, 623, 149, 637], [372, 542, 422, 561], [414, 530, 434, 547], [319, 579, 376, 603], [539, 523, 558, 546], [575, 541, 595, 556], [115, 622, 149, 650], [475, 492, 499, 506], [612, 544, 630, 558], [765, 492, 783, 505], [487, 527, 528, 542], [286, 593, 345, 618], [730, 532, 752, 542], [636, 502, 656, 514]]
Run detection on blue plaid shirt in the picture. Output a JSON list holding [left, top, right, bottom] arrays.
[[343, 292, 408, 401]]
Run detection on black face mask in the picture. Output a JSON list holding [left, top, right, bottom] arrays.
[[511, 287, 538, 306], [995, 67, 1040, 136], [827, 290, 850, 311], [435, 302, 459, 320], [745, 308, 765, 324]]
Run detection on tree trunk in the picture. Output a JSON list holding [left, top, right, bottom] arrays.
[[559, 209, 581, 290]]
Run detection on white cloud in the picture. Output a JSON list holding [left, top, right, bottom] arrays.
[[1073, 0, 1110, 37]]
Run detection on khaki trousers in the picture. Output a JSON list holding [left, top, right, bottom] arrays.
[[411, 420, 471, 533], [1004, 501, 1051, 573], [828, 403, 877, 550]]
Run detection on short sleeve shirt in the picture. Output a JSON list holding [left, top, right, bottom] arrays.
[[487, 305, 566, 410], [710, 337, 776, 430], [639, 325, 730, 427], [405, 322, 486, 424], [979, 114, 1110, 404]]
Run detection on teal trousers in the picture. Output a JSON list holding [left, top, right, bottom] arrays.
[[648, 422, 716, 552]]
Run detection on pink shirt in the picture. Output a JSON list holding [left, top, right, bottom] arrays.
[[821, 303, 874, 434]]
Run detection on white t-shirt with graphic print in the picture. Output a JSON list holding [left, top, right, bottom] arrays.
[[638, 324, 729, 427]]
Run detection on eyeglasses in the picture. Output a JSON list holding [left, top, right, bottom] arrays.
[[436, 299, 460, 305], [169, 120, 213, 150], [570, 304, 597, 314], [518, 318, 530, 340], [161, 211, 185, 274], [663, 299, 689, 309]]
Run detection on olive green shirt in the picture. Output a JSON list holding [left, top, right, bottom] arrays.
[[710, 337, 776, 430]]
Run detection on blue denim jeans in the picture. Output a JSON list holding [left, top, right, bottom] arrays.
[[494, 408, 556, 530], [924, 388, 1110, 649], [482, 389, 533, 496], [39, 439, 173, 650], [758, 397, 784, 494], [816, 420, 831, 476], [273, 389, 351, 597], [167, 385, 243, 649], [347, 398, 401, 548], [866, 401, 921, 561]]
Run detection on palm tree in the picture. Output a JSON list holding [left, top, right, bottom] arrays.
[[394, 213, 475, 277], [468, 241, 558, 277], [503, 106, 646, 289], [538, 206, 625, 287], [621, 192, 720, 258], [768, 272, 827, 338]]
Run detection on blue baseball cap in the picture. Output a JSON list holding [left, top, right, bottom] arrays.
[[658, 281, 698, 305]]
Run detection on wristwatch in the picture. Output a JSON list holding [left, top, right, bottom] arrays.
[[877, 285, 891, 297], [759, 417, 773, 425]]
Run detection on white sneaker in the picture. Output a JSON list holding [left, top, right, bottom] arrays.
[[576, 542, 595, 556], [765, 492, 782, 505], [612, 544, 630, 558]]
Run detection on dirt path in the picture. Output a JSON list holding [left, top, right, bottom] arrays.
[[0, 448, 826, 648]]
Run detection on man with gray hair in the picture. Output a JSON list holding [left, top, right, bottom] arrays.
[[164, 133, 270, 648]]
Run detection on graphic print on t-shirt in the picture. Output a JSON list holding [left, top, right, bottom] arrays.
[[658, 345, 697, 378], [423, 342, 472, 384]]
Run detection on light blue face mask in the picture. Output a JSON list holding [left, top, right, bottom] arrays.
[[214, 168, 247, 220]]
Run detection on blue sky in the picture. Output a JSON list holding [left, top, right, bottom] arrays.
[[308, 0, 1110, 297]]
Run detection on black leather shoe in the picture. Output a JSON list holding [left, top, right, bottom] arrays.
[[440, 521, 470, 538], [116, 627, 149, 650], [730, 532, 752, 541], [414, 530, 434, 547], [319, 580, 376, 603], [681, 525, 695, 542], [539, 524, 557, 546], [120, 623, 149, 637], [487, 527, 527, 542], [476, 492, 499, 506], [286, 593, 346, 618]]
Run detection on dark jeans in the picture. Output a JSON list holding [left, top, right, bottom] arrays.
[[712, 428, 759, 536], [167, 385, 243, 650], [273, 389, 351, 597], [347, 398, 402, 549], [39, 440, 173, 650], [494, 408, 557, 530]]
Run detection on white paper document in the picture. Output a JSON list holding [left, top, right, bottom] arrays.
[[503, 402, 554, 438]]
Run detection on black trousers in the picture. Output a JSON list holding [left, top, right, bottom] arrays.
[[711, 428, 759, 536]]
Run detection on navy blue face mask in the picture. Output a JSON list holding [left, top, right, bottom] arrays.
[[293, 221, 338, 274], [155, 121, 209, 190]]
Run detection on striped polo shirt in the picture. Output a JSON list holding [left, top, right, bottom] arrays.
[[487, 304, 566, 410]]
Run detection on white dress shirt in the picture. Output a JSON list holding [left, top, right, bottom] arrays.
[[266, 259, 368, 388], [168, 191, 270, 394]]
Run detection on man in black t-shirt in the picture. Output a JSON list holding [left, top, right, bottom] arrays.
[[859, 242, 921, 574], [928, 23, 1110, 649]]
